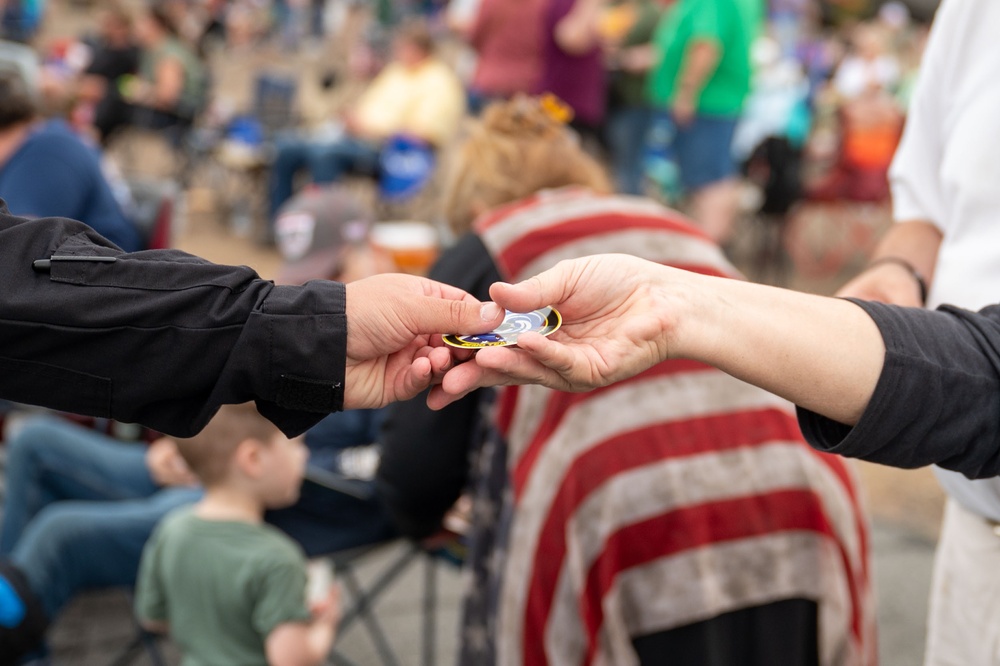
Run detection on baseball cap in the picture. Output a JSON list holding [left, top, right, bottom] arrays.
[[275, 185, 374, 285]]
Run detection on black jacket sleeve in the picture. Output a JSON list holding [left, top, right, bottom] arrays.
[[798, 298, 1000, 478], [375, 233, 502, 539], [0, 202, 346, 437]]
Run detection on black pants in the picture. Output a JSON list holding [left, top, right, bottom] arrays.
[[633, 598, 820, 666]]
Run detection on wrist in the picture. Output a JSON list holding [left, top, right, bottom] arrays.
[[657, 266, 710, 360], [867, 256, 928, 305]]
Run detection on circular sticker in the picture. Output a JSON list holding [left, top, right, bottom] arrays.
[[444, 306, 562, 349]]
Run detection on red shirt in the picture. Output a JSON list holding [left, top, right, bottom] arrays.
[[470, 0, 546, 97]]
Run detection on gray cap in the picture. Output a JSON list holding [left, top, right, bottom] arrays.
[[275, 186, 374, 285]]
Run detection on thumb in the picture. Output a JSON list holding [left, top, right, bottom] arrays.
[[410, 296, 505, 335], [490, 269, 569, 314]]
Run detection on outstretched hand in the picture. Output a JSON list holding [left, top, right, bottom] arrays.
[[344, 273, 504, 409], [430, 254, 682, 408]]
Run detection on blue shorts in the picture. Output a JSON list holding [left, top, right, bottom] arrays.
[[672, 114, 739, 192]]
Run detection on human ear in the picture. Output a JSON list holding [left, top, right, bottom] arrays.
[[234, 439, 264, 478]]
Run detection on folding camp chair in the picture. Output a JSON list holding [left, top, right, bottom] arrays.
[[304, 466, 463, 666]]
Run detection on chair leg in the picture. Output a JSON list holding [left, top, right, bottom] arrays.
[[106, 629, 165, 666], [335, 544, 424, 666], [337, 543, 421, 630], [106, 634, 144, 666], [328, 542, 442, 666], [330, 650, 364, 666], [141, 630, 167, 666], [422, 554, 436, 666], [340, 566, 403, 666]]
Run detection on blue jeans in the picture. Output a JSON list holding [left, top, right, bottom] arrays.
[[0, 417, 201, 618], [0, 411, 396, 621], [267, 134, 381, 220], [605, 105, 651, 196], [671, 113, 739, 192]]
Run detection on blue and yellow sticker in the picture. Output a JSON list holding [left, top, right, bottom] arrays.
[[443, 306, 562, 349]]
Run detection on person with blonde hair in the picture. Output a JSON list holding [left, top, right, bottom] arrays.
[[377, 96, 875, 665]]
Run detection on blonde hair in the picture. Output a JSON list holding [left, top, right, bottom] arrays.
[[441, 95, 612, 234], [173, 403, 282, 485]]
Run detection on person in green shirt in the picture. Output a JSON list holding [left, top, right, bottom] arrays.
[[136, 403, 340, 666], [647, 0, 763, 242]]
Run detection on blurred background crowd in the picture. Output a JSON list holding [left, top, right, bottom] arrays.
[[0, 0, 935, 274], [0, 0, 952, 664]]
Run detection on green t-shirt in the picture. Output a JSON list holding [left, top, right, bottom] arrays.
[[136, 509, 312, 666], [646, 0, 762, 116]]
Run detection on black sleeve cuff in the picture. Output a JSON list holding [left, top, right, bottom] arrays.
[[796, 298, 934, 468], [241, 281, 348, 437], [797, 298, 1000, 476]]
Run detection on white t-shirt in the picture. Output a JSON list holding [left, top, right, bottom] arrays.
[[888, 0, 1000, 520]]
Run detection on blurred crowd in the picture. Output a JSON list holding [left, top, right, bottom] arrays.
[[0, 0, 929, 250], [0, 0, 941, 665]]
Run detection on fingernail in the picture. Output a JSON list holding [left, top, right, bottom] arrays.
[[481, 302, 503, 321]]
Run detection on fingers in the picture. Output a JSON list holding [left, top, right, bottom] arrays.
[[410, 294, 504, 336], [429, 362, 512, 409], [393, 356, 435, 403], [393, 346, 463, 402], [425, 346, 456, 379], [417, 277, 487, 304], [430, 331, 598, 409], [490, 274, 566, 314], [511, 332, 587, 382], [474, 344, 574, 391]]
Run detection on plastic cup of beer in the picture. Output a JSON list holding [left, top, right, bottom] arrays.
[[370, 221, 439, 275]]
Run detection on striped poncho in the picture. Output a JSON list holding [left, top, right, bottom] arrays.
[[458, 187, 876, 666]]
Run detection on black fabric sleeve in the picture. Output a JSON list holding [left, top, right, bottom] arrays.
[[0, 203, 346, 438], [375, 233, 502, 539], [797, 298, 1000, 478]]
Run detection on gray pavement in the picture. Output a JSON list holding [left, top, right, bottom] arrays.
[[872, 520, 937, 666], [44, 520, 935, 666]]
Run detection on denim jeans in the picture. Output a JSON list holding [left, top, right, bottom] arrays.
[[267, 133, 381, 220], [0, 417, 201, 618], [0, 411, 397, 620], [605, 105, 651, 196]]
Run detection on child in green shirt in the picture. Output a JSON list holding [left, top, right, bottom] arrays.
[[135, 403, 340, 666]]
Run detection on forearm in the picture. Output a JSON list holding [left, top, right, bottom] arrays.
[[152, 60, 183, 109], [267, 622, 335, 666], [554, 0, 601, 55], [870, 219, 943, 286], [676, 40, 720, 100], [672, 269, 885, 425], [306, 622, 335, 663], [0, 208, 346, 437]]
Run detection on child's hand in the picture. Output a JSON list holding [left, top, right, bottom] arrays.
[[266, 586, 342, 665], [146, 437, 198, 488], [311, 585, 342, 633]]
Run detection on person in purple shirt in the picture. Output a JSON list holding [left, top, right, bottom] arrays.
[[0, 72, 142, 252], [537, 0, 607, 142]]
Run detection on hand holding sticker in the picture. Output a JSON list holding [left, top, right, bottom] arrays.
[[443, 307, 562, 349]]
